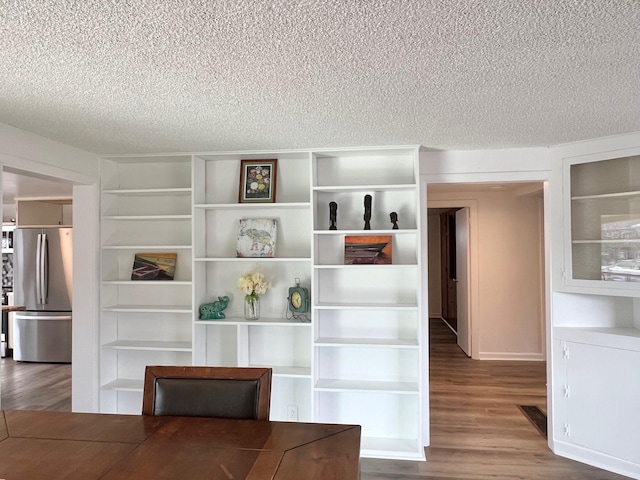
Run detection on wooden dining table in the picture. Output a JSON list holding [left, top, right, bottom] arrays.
[[0, 410, 361, 479]]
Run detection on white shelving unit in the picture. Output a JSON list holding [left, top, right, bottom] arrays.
[[191, 151, 313, 423], [552, 150, 640, 477], [97, 146, 427, 460], [311, 147, 426, 460], [99, 155, 193, 414]]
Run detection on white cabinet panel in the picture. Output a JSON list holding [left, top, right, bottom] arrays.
[[565, 341, 640, 464]]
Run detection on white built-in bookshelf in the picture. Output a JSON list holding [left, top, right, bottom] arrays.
[[99, 146, 427, 460]]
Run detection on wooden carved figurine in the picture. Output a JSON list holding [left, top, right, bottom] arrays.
[[363, 194, 372, 230], [390, 212, 398, 229], [329, 201, 338, 230]]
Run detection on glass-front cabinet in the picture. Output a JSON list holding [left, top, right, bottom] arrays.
[[566, 153, 640, 288], [554, 147, 640, 479]]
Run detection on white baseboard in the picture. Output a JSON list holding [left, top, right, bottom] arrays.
[[554, 440, 640, 480], [477, 351, 545, 361]]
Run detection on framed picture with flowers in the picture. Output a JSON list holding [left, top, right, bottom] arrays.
[[238, 159, 278, 203]]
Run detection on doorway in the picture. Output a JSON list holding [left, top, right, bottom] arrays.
[[426, 180, 548, 453], [428, 206, 472, 357], [1, 167, 74, 411], [439, 208, 459, 332], [427, 182, 546, 361]]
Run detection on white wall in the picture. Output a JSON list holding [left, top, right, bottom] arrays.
[[0, 123, 99, 179], [3, 202, 15, 222], [71, 184, 100, 412]]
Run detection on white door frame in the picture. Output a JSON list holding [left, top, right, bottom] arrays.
[[455, 207, 471, 356]]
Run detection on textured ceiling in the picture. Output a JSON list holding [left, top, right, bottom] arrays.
[[1, 0, 639, 155]]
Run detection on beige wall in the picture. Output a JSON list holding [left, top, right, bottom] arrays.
[[427, 185, 545, 360]]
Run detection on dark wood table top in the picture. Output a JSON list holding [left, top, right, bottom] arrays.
[[0, 410, 361, 480], [1, 305, 25, 312]]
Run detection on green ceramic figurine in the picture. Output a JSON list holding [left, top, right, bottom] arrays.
[[199, 296, 230, 320]]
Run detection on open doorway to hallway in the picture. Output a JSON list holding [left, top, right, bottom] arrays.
[[427, 181, 546, 361], [426, 180, 549, 457]]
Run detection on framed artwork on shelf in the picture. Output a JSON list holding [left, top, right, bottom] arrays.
[[238, 159, 278, 203], [344, 235, 392, 265], [131, 252, 177, 280], [236, 218, 278, 258]]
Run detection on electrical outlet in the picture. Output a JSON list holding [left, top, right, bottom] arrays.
[[287, 405, 298, 422]]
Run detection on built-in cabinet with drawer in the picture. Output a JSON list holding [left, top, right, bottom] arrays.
[[99, 156, 193, 414], [552, 149, 640, 479], [99, 147, 426, 460]]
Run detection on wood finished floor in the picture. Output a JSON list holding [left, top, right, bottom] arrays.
[[0, 323, 629, 479], [0, 357, 71, 411], [360, 319, 628, 480]]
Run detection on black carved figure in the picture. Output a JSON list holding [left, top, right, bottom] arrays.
[[329, 201, 337, 230], [364, 194, 372, 230], [390, 212, 398, 229]]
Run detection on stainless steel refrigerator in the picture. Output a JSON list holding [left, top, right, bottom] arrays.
[[13, 228, 72, 362]]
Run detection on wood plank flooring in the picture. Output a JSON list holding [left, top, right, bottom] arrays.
[[0, 322, 630, 479], [359, 318, 629, 480], [0, 357, 71, 411]]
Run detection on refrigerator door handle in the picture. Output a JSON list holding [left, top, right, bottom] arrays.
[[14, 313, 72, 321], [36, 233, 42, 304], [41, 233, 49, 304]]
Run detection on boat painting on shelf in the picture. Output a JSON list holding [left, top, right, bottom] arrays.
[[131, 253, 177, 280], [236, 218, 278, 258], [344, 235, 392, 264]]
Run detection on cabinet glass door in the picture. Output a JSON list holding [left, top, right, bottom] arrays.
[[570, 155, 640, 282]]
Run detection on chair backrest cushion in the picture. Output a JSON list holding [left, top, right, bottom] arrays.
[[153, 377, 260, 418]]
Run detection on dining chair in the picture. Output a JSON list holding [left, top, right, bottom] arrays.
[[142, 365, 272, 420]]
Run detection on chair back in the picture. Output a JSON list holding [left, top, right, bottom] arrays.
[[142, 366, 272, 420]]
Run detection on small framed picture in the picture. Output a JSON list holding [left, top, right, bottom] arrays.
[[344, 235, 392, 265], [236, 218, 277, 258], [131, 252, 177, 280], [238, 159, 278, 203]]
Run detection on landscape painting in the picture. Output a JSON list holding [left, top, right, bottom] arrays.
[[344, 235, 392, 265], [131, 252, 177, 280]]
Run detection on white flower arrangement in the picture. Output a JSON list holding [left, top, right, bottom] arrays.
[[237, 271, 269, 303]]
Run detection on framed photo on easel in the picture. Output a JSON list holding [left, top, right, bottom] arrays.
[[238, 159, 278, 203]]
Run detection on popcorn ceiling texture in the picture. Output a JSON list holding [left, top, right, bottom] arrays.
[[0, 0, 639, 154]]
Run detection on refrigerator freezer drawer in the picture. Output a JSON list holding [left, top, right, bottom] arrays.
[[13, 312, 72, 363]]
